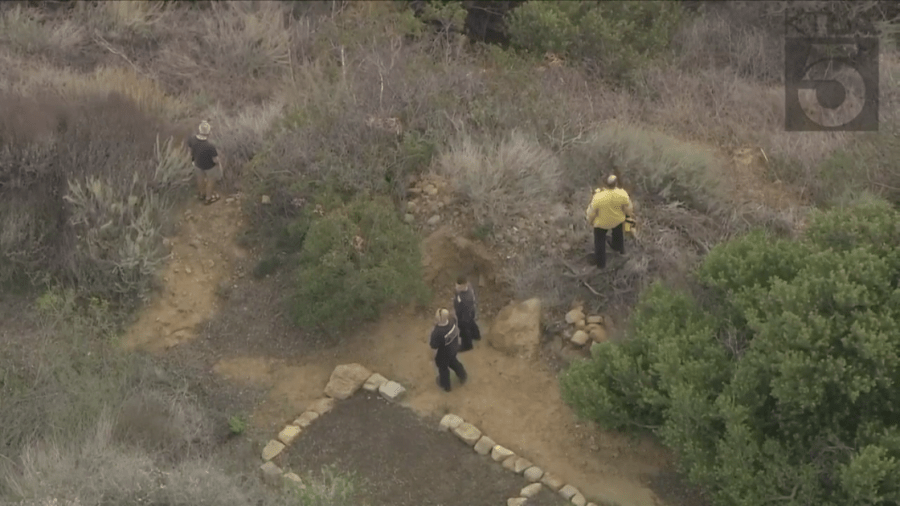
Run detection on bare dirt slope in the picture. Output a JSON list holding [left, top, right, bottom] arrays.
[[121, 195, 249, 353], [122, 197, 681, 506]]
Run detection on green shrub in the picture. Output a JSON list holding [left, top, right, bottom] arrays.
[[564, 125, 728, 215], [560, 197, 900, 506], [506, 0, 681, 81], [290, 195, 430, 334]]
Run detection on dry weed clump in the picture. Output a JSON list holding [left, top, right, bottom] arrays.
[[0, 91, 191, 304], [155, 1, 296, 104], [566, 124, 729, 216], [673, 1, 784, 83], [0, 4, 87, 59], [434, 131, 563, 228]]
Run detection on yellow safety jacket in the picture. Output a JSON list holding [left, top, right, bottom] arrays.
[[586, 188, 633, 230]]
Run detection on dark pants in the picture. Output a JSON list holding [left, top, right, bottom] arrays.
[[458, 319, 481, 352], [594, 224, 624, 268], [435, 352, 467, 392]]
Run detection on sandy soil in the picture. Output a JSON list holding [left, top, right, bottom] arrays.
[[121, 192, 716, 506]]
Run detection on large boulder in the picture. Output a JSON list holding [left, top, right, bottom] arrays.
[[488, 298, 542, 360], [324, 363, 372, 400]]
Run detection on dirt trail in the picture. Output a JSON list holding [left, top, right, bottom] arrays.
[[125, 197, 677, 506], [215, 312, 672, 506], [121, 196, 248, 353]]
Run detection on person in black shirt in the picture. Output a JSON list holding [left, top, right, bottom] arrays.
[[429, 308, 468, 392], [453, 275, 481, 352], [186, 120, 221, 205]]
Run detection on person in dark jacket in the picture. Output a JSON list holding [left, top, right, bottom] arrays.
[[430, 308, 468, 392], [453, 275, 481, 352]]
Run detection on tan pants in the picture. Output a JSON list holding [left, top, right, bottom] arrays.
[[193, 165, 222, 182]]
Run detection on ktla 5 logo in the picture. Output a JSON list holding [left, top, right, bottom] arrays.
[[784, 36, 879, 131]]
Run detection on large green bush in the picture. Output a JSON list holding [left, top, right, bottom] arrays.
[[506, 0, 681, 81], [290, 195, 430, 334], [560, 196, 900, 506]]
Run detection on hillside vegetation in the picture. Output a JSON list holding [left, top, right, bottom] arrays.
[[1, 1, 900, 505]]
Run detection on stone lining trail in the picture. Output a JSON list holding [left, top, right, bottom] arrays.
[[259, 363, 605, 506]]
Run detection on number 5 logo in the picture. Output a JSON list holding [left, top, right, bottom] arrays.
[[785, 37, 879, 131]]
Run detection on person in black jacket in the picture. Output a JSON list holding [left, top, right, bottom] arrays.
[[453, 275, 481, 352], [430, 308, 468, 392]]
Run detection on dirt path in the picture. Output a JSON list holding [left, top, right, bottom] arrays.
[[121, 196, 248, 353], [124, 196, 679, 506]]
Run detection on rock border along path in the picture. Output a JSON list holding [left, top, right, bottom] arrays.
[[258, 363, 599, 506]]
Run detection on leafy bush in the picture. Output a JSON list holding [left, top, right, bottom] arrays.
[[506, 0, 681, 81], [564, 124, 728, 215], [290, 195, 430, 334], [434, 130, 562, 227], [560, 197, 900, 506]]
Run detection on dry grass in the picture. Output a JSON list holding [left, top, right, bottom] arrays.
[[0, 5, 87, 57], [434, 130, 563, 226]]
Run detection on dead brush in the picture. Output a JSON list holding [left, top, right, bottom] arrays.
[[0, 4, 87, 57], [156, 1, 293, 102], [434, 130, 563, 229]]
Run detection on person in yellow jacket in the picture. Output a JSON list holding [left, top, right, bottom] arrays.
[[585, 175, 634, 269]]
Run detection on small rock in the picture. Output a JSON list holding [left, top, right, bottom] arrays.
[[507, 499, 527, 506], [379, 380, 406, 402], [587, 315, 603, 324], [572, 493, 587, 506], [261, 440, 285, 461], [184, 267, 192, 274], [502, 455, 518, 471], [524, 466, 544, 482], [292, 411, 319, 428], [277, 425, 302, 446], [575, 319, 587, 330], [541, 473, 565, 491], [513, 457, 533, 473], [424, 184, 438, 196], [590, 326, 608, 343], [225, 197, 235, 203], [565, 309, 585, 324], [474, 435, 496, 455], [571, 330, 590, 346], [491, 445, 515, 462], [586, 503, 598, 506], [561, 242, 571, 251], [453, 422, 482, 446], [363, 373, 388, 392], [521, 483, 542, 497], [324, 363, 372, 400], [259, 461, 282, 485], [283, 472, 305, 488], [439, 413, 464, 431], [261, 195, 271, 204], [559, 484, 579, 501], [404, 213, 415, 224], [427, 215, 441, 226], [306, 398, 335, 415]]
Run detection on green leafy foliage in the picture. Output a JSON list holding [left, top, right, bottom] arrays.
[[506, 0, 681, 81], [560, 198, 900, 506], [290, 195, 430, 334]]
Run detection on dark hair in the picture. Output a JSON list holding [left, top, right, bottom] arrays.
[[456, 275, 467, 285]]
